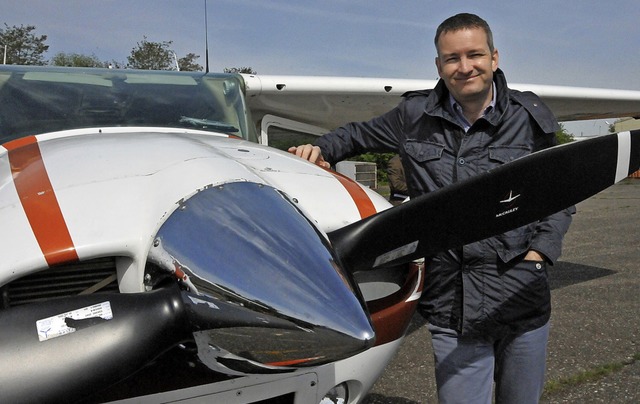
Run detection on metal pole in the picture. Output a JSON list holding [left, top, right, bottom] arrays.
[[171, 51, 180, 71], [204, 0, 210, 73], [3, 45, 6, 65]]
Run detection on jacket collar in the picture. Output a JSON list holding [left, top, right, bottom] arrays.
[[425, 68, 510, 127]]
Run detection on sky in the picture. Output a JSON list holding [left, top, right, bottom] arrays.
[[3, 0, 639, 135]]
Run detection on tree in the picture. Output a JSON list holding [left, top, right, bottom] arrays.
[[50, 52, 106, 68], [127, 36, 174, 70], [224, 67, 257, 74], [178, 53, 203, 72], [556, 123, 575, 144], [0, 23, 49, 65]]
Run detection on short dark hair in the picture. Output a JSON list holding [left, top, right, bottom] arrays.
[[434, 13, 494, 54]]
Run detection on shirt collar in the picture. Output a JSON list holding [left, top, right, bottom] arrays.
[[448, 82, 497, 132]]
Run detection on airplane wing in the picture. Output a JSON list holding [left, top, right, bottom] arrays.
[[243, 74, 640, 130]]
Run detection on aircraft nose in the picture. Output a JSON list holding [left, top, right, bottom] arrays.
[[147, 182, 374, 374]]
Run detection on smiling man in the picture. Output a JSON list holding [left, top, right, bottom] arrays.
[[289, 13, 573, 404], [435, 18, 498, 126]]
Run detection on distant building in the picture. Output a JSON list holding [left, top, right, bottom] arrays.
[[614, 118, 640, 132]]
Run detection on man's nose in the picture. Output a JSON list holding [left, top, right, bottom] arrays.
[[458, 57, 473, 74]]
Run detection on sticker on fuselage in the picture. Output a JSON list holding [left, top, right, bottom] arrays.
[[373, 240, 419, 268], [36, 301, 113, 342]]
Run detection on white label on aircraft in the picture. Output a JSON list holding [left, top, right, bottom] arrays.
[[36, 301, 113, 342], [188, 295, 220, 309], [373, 241, 419, 268]]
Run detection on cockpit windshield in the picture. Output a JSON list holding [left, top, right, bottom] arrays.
[[0, 66, 257, 144]]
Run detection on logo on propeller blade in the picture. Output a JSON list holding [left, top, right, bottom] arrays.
[[496, 190, 521, 218], [500, 190, 520, 204]]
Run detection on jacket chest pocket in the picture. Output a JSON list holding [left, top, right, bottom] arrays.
[[488, 145, 531, 165], [405, 140, 445, 162], [404, 140, 450, 187]]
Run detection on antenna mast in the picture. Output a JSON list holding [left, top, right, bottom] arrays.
[[204, 0, 210, 72]]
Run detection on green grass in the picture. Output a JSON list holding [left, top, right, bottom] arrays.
[[542, 352, 639, 397]]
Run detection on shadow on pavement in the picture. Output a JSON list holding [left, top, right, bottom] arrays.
[[549, 261, 615, 290]]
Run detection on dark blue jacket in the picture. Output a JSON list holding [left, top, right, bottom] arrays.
[[316, 69, 573, 337]]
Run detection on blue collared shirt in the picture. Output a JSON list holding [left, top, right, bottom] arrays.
[[449, 83, 497, 132]]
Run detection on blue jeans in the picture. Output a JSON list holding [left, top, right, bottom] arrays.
[[428, 321, 550, 404]]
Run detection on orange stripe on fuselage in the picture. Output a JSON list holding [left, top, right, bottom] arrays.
[[5, 136, 78, 266], [265, 356, 322, 367], [326, 169, 377, 219]]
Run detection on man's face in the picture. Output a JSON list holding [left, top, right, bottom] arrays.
[[435, 27, 499, 106]]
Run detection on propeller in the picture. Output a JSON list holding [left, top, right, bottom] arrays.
[[329, 131, 640, 272]]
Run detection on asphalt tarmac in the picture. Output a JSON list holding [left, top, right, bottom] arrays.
[[363, 178, 640, 403]]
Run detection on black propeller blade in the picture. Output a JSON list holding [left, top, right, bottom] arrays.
[[330, 131, 640, 272]]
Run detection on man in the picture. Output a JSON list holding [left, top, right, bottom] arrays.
[[289, 13, 573, 404], [387, 155, 408, 205]]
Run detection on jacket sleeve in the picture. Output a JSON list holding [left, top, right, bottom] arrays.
[[314, 102, 405, 165], [512, 90, 561, 135], [530, 206, 575, 264]]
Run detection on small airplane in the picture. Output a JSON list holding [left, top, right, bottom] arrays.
[[0, 64, 639, 403]]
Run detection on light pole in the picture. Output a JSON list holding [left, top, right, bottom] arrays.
[[2, 45, 7, 65], [171, 51, 180, 71]]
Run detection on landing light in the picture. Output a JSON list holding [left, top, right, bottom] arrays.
[[320, 382, 348, 404]]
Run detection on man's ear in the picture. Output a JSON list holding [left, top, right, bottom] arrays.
[[492, 48, 499, 72]]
